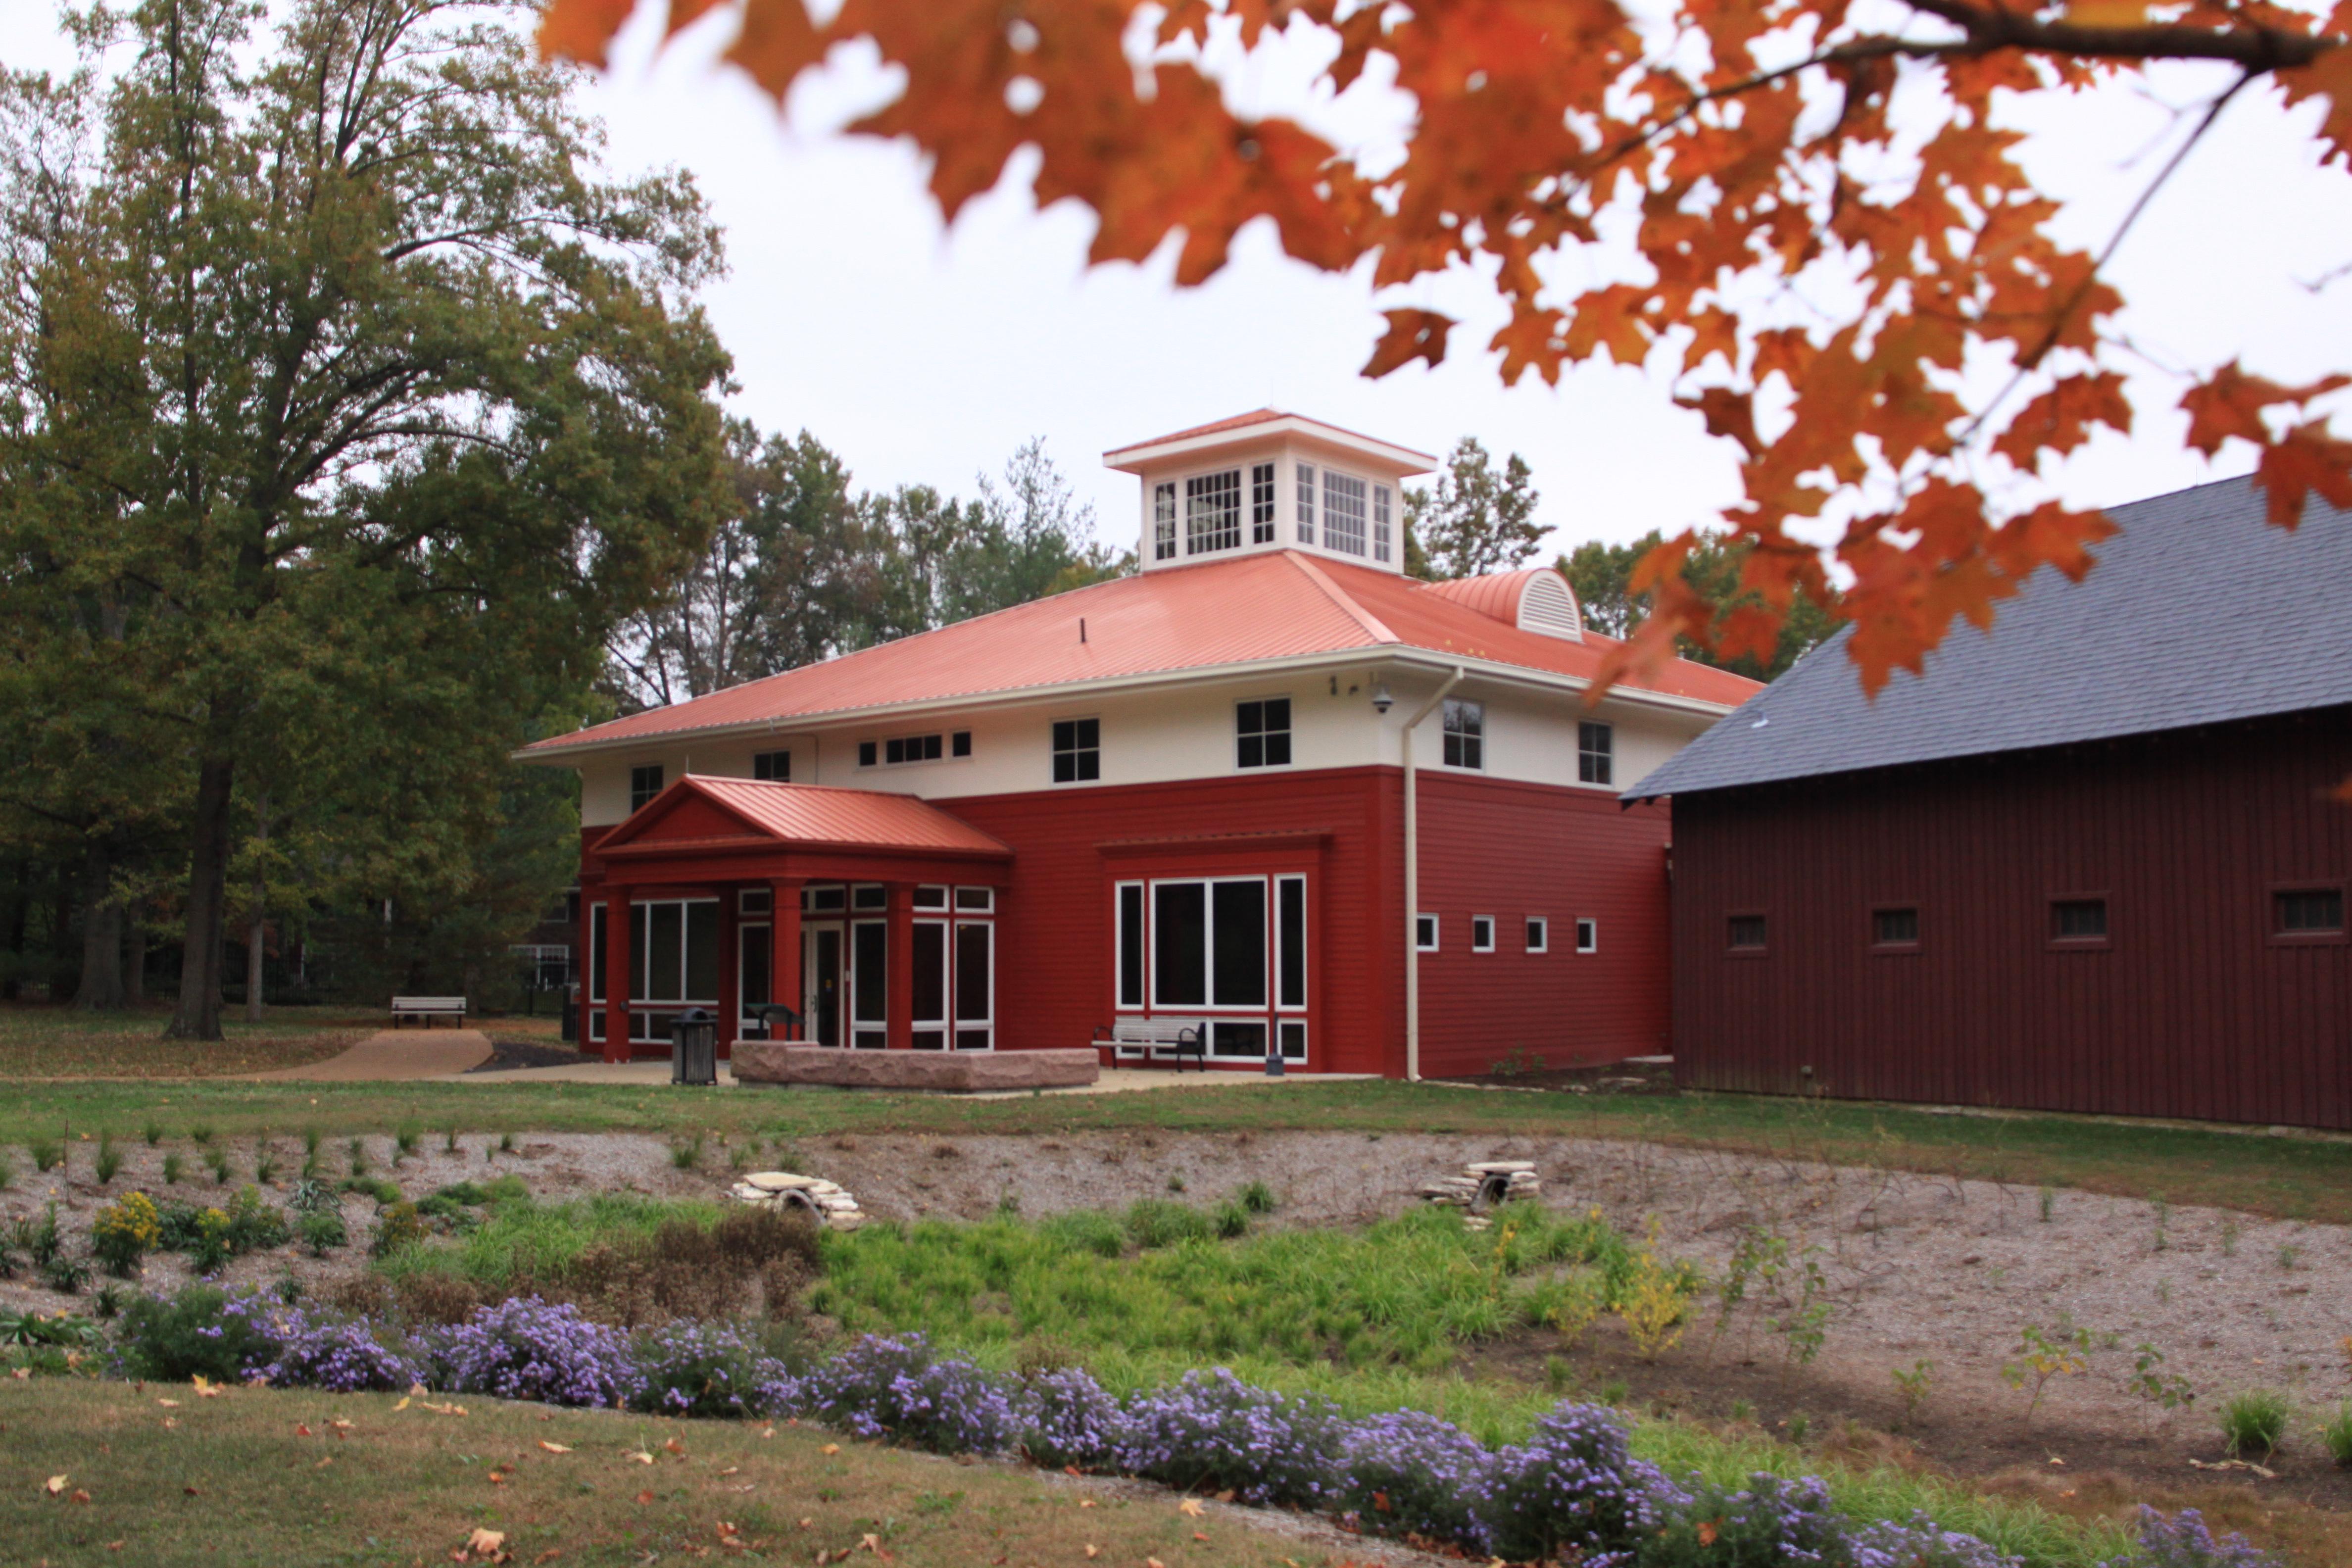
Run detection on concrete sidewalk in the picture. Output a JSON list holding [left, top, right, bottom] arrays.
[[445, 1060, 1376, 1095], [239, 1028, 492, 1081]]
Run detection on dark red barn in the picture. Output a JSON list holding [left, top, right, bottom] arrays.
[[1630, 477, 2352, 1130]]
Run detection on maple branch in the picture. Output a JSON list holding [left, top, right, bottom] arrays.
[[1897, 0, 2338, 70]]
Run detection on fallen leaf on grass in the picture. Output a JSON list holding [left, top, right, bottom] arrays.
[[1083, 1549, 1097, 1560], [820, 1443, 840, 1456], [106, 1540, 124, 1551], [1192, 1533, 1209, 1542], [10, 1367, 28, 1380], [44, 1475, 66, 1496], [1077, 1499, 1095, 1509], [296, 1424, 313, 1437], [664, 1437, 686, 1456], [858, 1533, 890, 1560], [71, 1489, 91, 1505], [758, 1425, 775, 1439], [1147, 1558, 1165, 1568], [182, 1485, 198, 1496], [539, 1441, 572, 1454], [1177, 1499, 1203, 1517], [330, 1419, 353, 1434], [155, 1398, 181, 1407], [716, 1465, 738, 1475], [191, 1375, 223, 1399], [162, 1418, 178, 1430], [627, 1450, 655, 1465], [636, 1489, 655, 1505]]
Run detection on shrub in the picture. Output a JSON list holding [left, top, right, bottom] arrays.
[[1473, 1401, 1670, 1566], [287, 1178, 338, 1214], [2122, 1506, 2280, 1567], [1119, 1368, 1344, 1509], [797, 1333, 1021, 1456], [261, 1311, 423, 1393], [1237, 1179, 1277, 1215], [2320, 1400, 2352, 1468], [388, 1270, 484, 1325], [113, 1286, 281, 1382], [298, 1210, 348, 1257], [1645, 1473, 1851, 1568], [712, 1204, 822, 1275], [43, 1253, 91, 1294], [26, 1204, 63, 1270], [1123, 1199, 1216, 1249], [223, 1186, 290, 1254], [93, 1193, 163, 1277], [372, 1203, 430, 1258], [188, 1208, 232, 1274], [1333, 1408, 1492, 1549], [162, 1152, 186, 1185], [204, 1146, 233, 1184], [431, 1297, 641, 1408], [1016, 1365, 1130, 1471], [2220, 1389, 2290, 1460], [95, 1132, 121, 1186], [343, 1176, 402, 1205], [631, 1319, 794, 1419], [1850, 1512, 2025, 1568]]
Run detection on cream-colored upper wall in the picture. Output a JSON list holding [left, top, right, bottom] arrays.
[[573, 661, 1721, 827]]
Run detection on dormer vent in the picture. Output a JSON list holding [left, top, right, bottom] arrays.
[[1517, 572, 1583, 640]]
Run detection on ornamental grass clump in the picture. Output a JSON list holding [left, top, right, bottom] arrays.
[[797, 1332, 1021, 1455], [1332, 1408, 1493, 1549], [1473, 1401, 1672, 1567], [1015, 1365, 1130, 1471], [430, 1296, 641, 1408], [1118, 1367, 1345, 1509]]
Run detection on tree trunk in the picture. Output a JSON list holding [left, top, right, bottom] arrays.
[[166, 756, 236, 1040], [245, 794, 268, 1023], [73, 840, 125, 1010], [125, 911, 147, 1008], [0, 859, 24, 1001]]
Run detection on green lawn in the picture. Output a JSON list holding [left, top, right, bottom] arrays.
[[6, 1069, 2350, 1223], [0, 1377, 1324, 1567], [0, 1001, 374, 1079]]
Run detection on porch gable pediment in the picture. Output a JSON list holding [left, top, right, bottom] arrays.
[[593, 775, 1011, 871]]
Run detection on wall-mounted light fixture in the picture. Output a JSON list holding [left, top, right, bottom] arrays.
[[1370, 679, 1393, 715]]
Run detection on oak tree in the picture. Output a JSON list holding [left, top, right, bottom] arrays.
[[543, 0, 2352, 703], [1405, 437, 1545, 580]]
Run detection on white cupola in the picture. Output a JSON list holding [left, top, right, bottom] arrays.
[[1103, 411, 1436, 575]]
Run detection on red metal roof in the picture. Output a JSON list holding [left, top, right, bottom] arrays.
[[601, 776, 1010, 856], [1102, 409, 1437, 465], [1419, 567, 1556, 626], [525, 553, 1761, 756]]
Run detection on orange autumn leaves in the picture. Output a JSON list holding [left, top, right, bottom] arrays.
[[540, 0, 2352, 694]]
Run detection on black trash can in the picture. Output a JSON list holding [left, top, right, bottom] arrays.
[[670, 1007, 719, 1085]]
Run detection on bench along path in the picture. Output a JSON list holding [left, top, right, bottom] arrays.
[[237, 1029, 492, 1080]]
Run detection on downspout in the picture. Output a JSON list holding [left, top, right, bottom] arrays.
[[1401, 665, 1465, 1083]]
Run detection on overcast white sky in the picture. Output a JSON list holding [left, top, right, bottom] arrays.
[[9, 3, 2352, 563]]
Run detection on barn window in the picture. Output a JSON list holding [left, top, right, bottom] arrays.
[[1727, 914, 1767, 952], [1872, 907, 1920, 949], [1525, 917, 1549, 953], [2276, 887, 2345, 936], [1471, 916, 1496, 952], [629, 764, 664, 812], [1052, 717, 1100, 783], [1236, 698, 1292, 769], [1575, 918, 1598, 953], [1442, 699, 1484, 769], [952, 731, 972, 757], [2051, 898, 2108, 944], [1578, 722, 1614, 785], [1416, 914, 1439, 952]]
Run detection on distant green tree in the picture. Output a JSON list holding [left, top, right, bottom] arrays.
[[1562, 533, 1842, 681], [0, 0, 732, 1039], [1404, 438, 1543, 581]]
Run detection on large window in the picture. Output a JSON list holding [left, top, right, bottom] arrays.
[[1052, 718, 1100, 783], [752, 750, 789, 782], [1322, 471, 1367, 555], [1276, 876, 1306, 1010], [1236, 698, 1291, 769], [1373, 485, 1392, 563], [1153, 482, 1177, 561], [629, 764, 663, 812], [1118, 883, 1146, 1007], [1118, 875, 1304, 1061], [1186, 469, 1242, 555], [1578, 722, 1614, 785], [1251, 463, 1276, 543], [1442, 699, 1484, 769], [588, 897, 718, 1045]]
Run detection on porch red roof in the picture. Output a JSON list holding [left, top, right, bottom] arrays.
[[525, 552, 1761, 757], [597, 777, 1010, 858]]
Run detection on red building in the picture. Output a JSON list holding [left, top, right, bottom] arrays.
[[522, 412, 1758, 1078], [1630, 477, 2352, 1129]]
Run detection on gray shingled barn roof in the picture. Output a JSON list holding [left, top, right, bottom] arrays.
[[1625, 475, 2352, 800]]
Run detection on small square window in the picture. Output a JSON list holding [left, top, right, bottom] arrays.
[[1526, 917, 1549, 953], [1236, 697, 1292, 769], [857, 740, 878, 768], [954, 887, 994, 912], [1471, 916, 1496, 952], [913, 885, 949, 910], [1728, 914, 1767, 952], [805, 885, 846, 913], [739, 888, 773, 916], [852, 884, 888, 911], [629, 764, 664, 812], [1575, 918, 1597, 954], [1442, 698, 1484, 770], [1052, 718, 1100, 783], [2051, 898, 2107, 943], [752, 749, 790, 782], [1578, 721, 1614, 786], [951, 731, 972, 758], [2276, 887, 2344, 935], [1415, 914, 1439, 952], [1873, 907, 1919, 948]]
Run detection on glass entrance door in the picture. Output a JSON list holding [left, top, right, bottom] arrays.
[[803, 925, 844, 1047]]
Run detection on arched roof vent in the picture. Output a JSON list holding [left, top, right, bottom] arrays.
[[1420, 567, 1584, 642]]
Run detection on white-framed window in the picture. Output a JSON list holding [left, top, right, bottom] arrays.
[[1151, 877, 1266, 1009], [629, 764, 663, 812], [1153, 482, 1177, 561], [1118, 876, 1306, 1062], [1186, 468, 1242, 555], [1471, 915, 1496, 952], [1322, 470, 1367, 555], [1275, 874, 1307, 1012], [1442, 698, 1484, 769], [1415, 913, 1439, 952], [1579, 721, 1614, 785], [1116, 881, 1145, 1010], [1251, 462, 1276, 544], [752, 749, 789, 782], [1526, 917, 1548, 953], [953, 919, 994, 1050], [804, 884, 846, 913], [1373, 485, 1392, 563], [954, 886, 994, 912], [1295, 462, 1317, 542], [1052, 717, 1100, 783], [588, 903, 607, 1002], [913, 885, 949, 910], [1236, 697, 1291, 769], [1576, 917, 1598, 953], [739, 887, 773, 916], [852, 883, 887, 911]]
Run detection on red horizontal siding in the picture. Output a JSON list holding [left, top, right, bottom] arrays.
[[1669, 708, 2352, 1129]]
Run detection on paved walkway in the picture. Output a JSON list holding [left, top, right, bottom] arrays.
[[449, 1061, 1377, 1095], [239, 1028, 492, 1080]]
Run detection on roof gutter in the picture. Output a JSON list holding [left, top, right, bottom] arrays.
[[1401, 665, 1464, 1084]]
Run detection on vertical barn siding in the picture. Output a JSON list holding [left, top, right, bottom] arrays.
[[1415, 776, 1674, 1077], [1670, 711, 2352, 1128]]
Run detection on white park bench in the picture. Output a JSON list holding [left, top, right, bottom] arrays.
[[390, 995, 467, 1029], [1095, 1016, 1207, 1071]]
